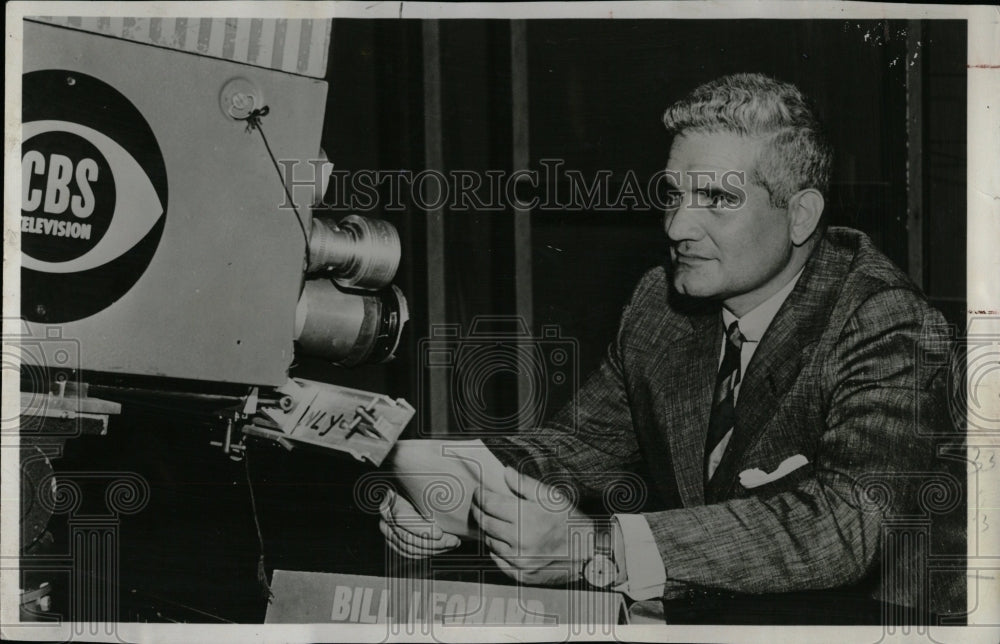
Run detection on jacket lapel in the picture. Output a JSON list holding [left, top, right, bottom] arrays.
[[704, 236, 849, 502], [649, 294, 720, 508]]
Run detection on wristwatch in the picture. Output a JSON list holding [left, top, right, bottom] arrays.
[[582, 526, 620, 589]]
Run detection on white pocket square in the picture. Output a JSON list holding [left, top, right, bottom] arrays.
[[739, 454, 809, 489]]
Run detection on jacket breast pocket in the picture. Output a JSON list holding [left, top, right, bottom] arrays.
[[737, 453, 813, 498]]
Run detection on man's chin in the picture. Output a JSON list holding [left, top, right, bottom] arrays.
[[671, 274, 721, 300]]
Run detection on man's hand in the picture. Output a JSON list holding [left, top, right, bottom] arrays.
[[471, 466, 595, 586], [378, 489, 461, 559]]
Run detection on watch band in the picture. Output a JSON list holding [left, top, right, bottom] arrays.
[[583, 521, 620, 588]]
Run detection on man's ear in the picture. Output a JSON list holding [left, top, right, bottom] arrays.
[[787, 188, 825, 246]]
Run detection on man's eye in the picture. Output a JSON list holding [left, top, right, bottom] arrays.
[[710, 192, 740, 209], [664, 191, 684, 209]]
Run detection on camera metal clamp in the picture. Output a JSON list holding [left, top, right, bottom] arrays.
[[231, 378, 414, 466]]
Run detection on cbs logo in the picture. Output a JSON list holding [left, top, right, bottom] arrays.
[[21, 70, 168, 323]]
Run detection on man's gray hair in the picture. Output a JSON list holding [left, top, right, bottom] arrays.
[[662, 73, 832, 208]]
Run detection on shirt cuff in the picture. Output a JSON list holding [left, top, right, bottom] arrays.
[[612, 514, 666, 600]]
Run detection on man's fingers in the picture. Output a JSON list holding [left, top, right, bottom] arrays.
[[379, 518, 458, 557], [491, 550, 553, 575], [471, 486, 519, 524], [482, 534, 512, 558], [385, 535, 437, 560], [503, 465, 565, 504], [380, 520, 431, 559], [385, 513, 449, 544], [488, 549, 566, 588], [470, 501, 509, 546], [381, 516, 459, 551], [503, 466, 573, 511], [502, 466, 532, 500], [489, 551, 523, 583], [380, 518, 429, 557], [487, 551, 551, 583], [381, 491, 446, 541], [379, 489, 396, 514], [387, 519, 459, 551]]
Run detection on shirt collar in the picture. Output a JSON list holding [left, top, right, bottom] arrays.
[[722, 267, 805, 343]]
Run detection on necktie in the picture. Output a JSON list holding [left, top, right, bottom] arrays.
[[705, 320, 745, 479]]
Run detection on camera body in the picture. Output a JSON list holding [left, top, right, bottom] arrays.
[[18, 20, 414, 463], [20, 21, 330, 387]]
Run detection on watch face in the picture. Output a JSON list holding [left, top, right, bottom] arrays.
[[584, 553, 617, 588]]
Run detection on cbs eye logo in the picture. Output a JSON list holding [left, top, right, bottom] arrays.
[[21, 70, 168, 323]]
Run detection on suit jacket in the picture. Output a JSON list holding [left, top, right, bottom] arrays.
[[483, 227, 964, 616]]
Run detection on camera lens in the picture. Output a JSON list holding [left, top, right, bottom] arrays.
[[307, 215, 401, 290], [294, 279, 408, 366]]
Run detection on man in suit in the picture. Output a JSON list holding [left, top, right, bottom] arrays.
[[380, 73, 962, 619]]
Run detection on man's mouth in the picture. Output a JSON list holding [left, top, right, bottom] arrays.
[[673, 250, 713, 263]]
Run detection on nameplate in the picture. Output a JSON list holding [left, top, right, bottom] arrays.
[[264, 571, 625, 625]]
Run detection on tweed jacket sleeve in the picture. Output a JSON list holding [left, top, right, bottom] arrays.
[[479, 284, 649, 504]]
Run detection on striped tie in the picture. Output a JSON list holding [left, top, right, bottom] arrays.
[[705, 320, 745, 479]]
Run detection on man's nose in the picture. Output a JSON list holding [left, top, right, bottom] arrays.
[[664, 200, 702, 242]]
